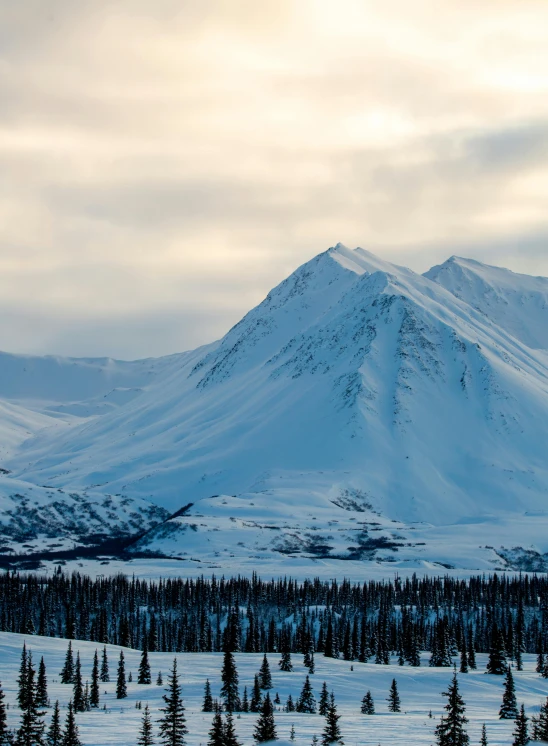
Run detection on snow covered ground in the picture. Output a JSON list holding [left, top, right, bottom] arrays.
[[1, 631, 546, 745]]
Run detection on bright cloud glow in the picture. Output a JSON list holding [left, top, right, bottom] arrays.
[[0, 0, 547, 358]]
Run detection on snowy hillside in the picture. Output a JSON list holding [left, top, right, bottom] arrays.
[[2, 245, 548, 572], [0, 631, 543, 746]]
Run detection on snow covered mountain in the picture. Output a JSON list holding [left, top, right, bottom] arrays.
[[2, 245, 548, 574]]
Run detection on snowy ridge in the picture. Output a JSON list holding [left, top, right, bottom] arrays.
[[1, 245, 548, 572]]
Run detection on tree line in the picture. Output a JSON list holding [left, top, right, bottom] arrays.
[[1, 570, 548, 666]]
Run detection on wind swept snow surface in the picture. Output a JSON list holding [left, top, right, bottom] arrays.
[[0, 632, 546, 745], [2, 245, 548, 572]]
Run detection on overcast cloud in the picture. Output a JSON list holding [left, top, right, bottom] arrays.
[[1, 0, 547, 358]]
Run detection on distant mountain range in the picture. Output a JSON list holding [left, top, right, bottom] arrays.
[[2, 244, 548, 575]]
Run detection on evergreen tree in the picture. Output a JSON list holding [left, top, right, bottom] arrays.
[[319, 682, 329, 717], [220, 650, 240, 712], [480, 724, 488, 746], [100, 646, 109, 683], [90, 650, 100, 708], [459, 638, 468, 674], [202, 680, 213, 713], [486, 624, 507, 675], [435, 671, 469, 746], [0, 681, 8, 746], [253, 693, 277, 743], [258, 655, 272, 690], [72, 653, 84, 713], [242, 687, 249, 713], [512, 704, 528, 746], [308, 650, 316, 675], [116, 651, 127, 699], [60, 643, 74, 685], [83, 683, 90, 713], [250, 676, 262, 713], [157, 659, 187, 746], [138, 643, 152, 685], [157, 673, 163, 686], [296, 676, 316, 713], [17, 644, 30, 709], [61, 701, 81, 746], [286, 695, 295, 713], [207, 712, 224, 746], [532, 697, 548, 741], [278, 651, 293, 673], [467, 629, 477, 671], [321, 693, 342, 746], [499, 666, 518, 720], [223, 712, 241, 746], [16, 655, 45, 746], [47, 701, 62, 746], [387, 679, 401, 713], [290, 724, 296, 742], [36, 658, 48, 708], [137, 704, 154, 746], [360, 691, 375, 715]]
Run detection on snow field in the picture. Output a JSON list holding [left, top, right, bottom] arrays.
[[1, 632, 547, 745]]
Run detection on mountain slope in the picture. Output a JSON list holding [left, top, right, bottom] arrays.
[[3, 245, 548, 572]]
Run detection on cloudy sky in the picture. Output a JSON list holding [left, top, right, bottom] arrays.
[[1, 0, 547, 359]]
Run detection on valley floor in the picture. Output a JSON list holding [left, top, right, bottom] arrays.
[[1, 632, 546, 745]]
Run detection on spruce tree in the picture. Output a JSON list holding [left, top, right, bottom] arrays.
[[241, 687, 249, 713], [253, 693, 277, 743], [512, 704, 528, 746], [60, 643, 74, 685], [296, 676, 316, 713], [138, 643, 152, 685], [250, 675, 262, 713], [435, 671, 469, 746], [47, 701, 62, 746], [387, 679, 401, 713], [289, 724, 296, 742], [36, 657, 48, 708], [360, 691, 375, 715], [322, 693, 342, 746], [486, 624, 507, 675], [533, 698, 548, 741], [72, 653, 84, 713], [0, 682, 8, 746], [223, 712, 241, 746], [467, 628, 477, 670], [116, 651, 127, 699], [459, 638, 468, 674], [100, 646, 110, 683], [279, 650, 293, 672], [258, 655, 272, 690], [220, 650, 240, 712], [203, 680, 214, 713], [480, 724, 488, 746], [157, 659, 187, 746], [61, 701, 81, 746], [16, 656, 45, 746], [90, 650, 100, 708], [286, 694, 295, 713], [137, 704, 155, 746], [208, 711, 224, 746], [319, 682, 329, 716], [157, 673, 163, 686], [499, 666, 518, 719], [17, 644, 30, 709]]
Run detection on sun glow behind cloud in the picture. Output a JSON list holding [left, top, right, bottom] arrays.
[[0, 0, 547, 357]]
